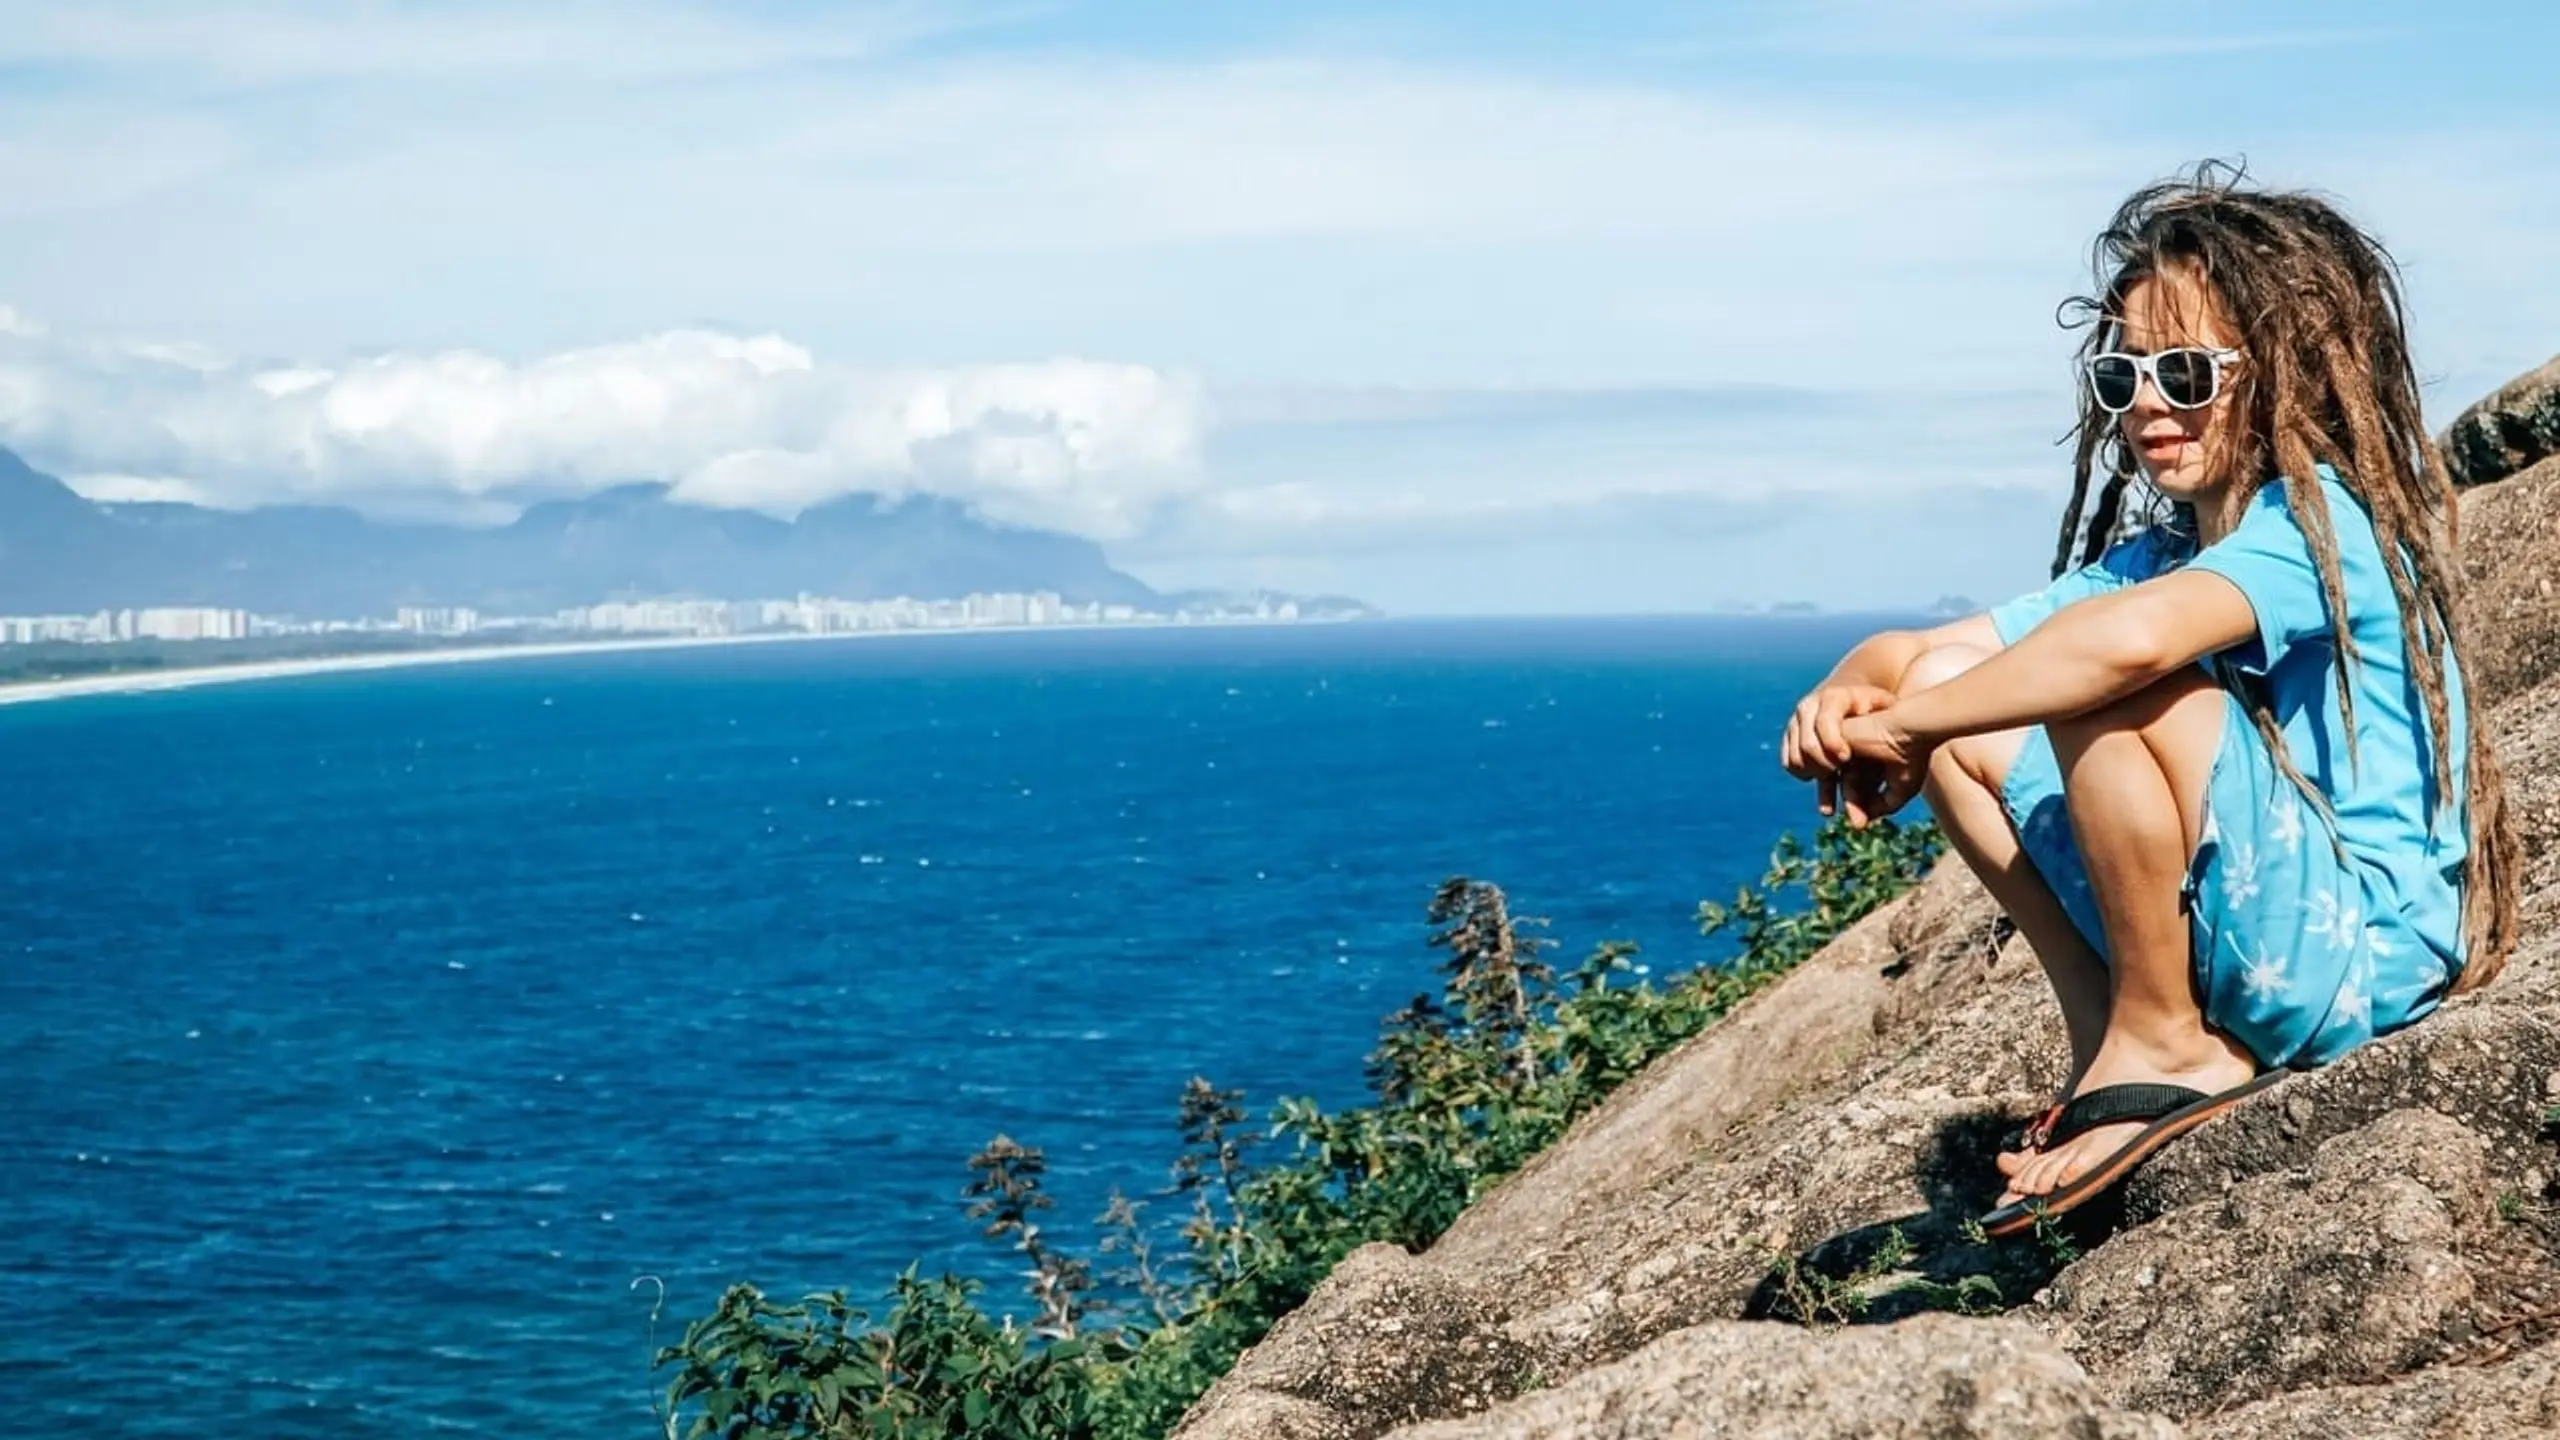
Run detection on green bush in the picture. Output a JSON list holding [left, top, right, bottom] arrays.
[[657, 817, 1943, 1440], [657, 1272, 1097, 1440]]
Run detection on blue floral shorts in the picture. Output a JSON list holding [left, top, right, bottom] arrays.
[[1998, 687, 2451, 1070]]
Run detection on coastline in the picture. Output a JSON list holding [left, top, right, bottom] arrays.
[[0, 619, 1305, 709]]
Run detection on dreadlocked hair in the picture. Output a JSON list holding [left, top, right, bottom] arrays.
[[2051, 160, 2519, 994]]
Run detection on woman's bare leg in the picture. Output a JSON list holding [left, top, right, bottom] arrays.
[[2000, 666, 2256, 1202], [1900, 645, 2112, 1089]]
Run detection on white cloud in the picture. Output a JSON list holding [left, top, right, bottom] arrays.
[[58, 472, 224, 506], [0, 301, 2087, 614], [0, 313, 1205, 536]]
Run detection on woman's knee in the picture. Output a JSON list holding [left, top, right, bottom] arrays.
[[1896, 644, 2023, 795], [2052, 666, 2226, 845], [1896, 642, 1992, 698]]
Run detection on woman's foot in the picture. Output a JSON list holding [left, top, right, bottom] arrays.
[[1994, 1029, 2257, 1205]]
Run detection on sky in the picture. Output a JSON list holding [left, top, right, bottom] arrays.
[[1, 0, 2555, 614]]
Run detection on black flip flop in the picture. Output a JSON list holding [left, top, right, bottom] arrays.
[[1979, 1070, 2288, 1239]]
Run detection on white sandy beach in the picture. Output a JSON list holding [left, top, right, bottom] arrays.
[[0, 620, 1282, 709]]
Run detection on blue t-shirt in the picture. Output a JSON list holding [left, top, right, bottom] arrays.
[[1984, 472, 2471, 965]]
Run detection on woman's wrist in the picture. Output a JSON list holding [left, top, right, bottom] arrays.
[[1887, 688, 1952, 748]]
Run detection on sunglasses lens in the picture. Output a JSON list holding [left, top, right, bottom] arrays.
[[2089, 355, 2139, 412], [2156, 349, 2218, 408]]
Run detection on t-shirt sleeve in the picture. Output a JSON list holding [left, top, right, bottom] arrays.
[[1985, 531, 2169, 647], [2185, 480, 2369, 675]]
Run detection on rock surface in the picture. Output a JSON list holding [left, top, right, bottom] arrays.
[[2054, 1110, 2490, 1414], [2194, 1337, 2560, 1439], [1381, 1317, 2183, 1440], [1184, 1245, 1545, 1436], [1171, 364, 2560, 1440], [2444, 353, 2560, 487], [2461, 453, 2560, 706]]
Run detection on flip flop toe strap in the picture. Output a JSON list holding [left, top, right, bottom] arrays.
[[2015, 1102, 2066, 1152], [2042, 1082, 2212, 1150]]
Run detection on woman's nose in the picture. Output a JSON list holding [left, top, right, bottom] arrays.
[[2129, 374, 2174, 416]]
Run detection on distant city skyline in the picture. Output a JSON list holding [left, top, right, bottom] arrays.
[[1, 1, 2554, 615], [0, 589, 1356, 650]]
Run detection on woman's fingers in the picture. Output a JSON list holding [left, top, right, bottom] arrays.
[[1785, 695, 1836, 780], [1815, 690, 1856, 765], [1816, 683, 1903, 765], [1790, 689, 1920, 820], [1852, 764, 1896, 826], [1879, 762, 1926, 817]]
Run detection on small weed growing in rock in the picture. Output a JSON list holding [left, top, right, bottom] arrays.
[[2029, 1210, 2083, 1268], [1887, 1271, 2007, 1317], [658, 818, 1944, 1438], [2497, 1189, 2556, 1225], [1758, 1247, 1869, 1328], [1759, 1227, 1920, 1327], [1759, 1227, 2009, 1325]]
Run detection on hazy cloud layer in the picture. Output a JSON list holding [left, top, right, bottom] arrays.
[[0, 313, 1202, 536], [0, 305, 2074, 561]]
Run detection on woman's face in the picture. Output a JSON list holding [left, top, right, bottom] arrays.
[[2112, 269, 2240, 503]]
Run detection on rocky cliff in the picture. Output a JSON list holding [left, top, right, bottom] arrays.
[[1171, 360, 2560, 1439]]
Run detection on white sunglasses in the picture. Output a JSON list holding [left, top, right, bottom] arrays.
[[2085, 346, 2242, 414]]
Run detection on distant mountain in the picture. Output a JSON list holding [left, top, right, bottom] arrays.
[[1162, 587, 1381, 621], [0, 449, 1161, 616]]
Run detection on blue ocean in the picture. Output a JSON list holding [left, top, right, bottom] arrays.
[[0, 617, 1877, 1436]]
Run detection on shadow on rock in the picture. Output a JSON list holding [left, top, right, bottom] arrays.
[[1742, 1109, 2113, 1325]]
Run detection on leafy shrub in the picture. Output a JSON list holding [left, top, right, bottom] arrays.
[[657, 816, 1943, 1439], [657, 1272, 1096, 1440]]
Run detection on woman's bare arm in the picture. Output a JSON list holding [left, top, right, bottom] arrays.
[[1870, 572, 2259, 748]]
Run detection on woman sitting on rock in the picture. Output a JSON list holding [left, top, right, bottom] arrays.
[[1782, 165, 2521, 1235]]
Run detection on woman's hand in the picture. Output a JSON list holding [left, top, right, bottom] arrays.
[[1781, 683, 1897, 777], [1781, 682, 1898, 818], [1834, 709, 1928, 827]]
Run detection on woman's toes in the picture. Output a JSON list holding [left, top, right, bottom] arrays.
[[2049, 1140, 2098, 1188], [2023, 1149, 2071, 1196], [2044, 1141, 2091, 1191], [2007, 1160, 2045, 1199], [1995, 1147, 2033, 1177]]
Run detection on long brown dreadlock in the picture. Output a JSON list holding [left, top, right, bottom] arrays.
[[2050, 161, 2520, 994]]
